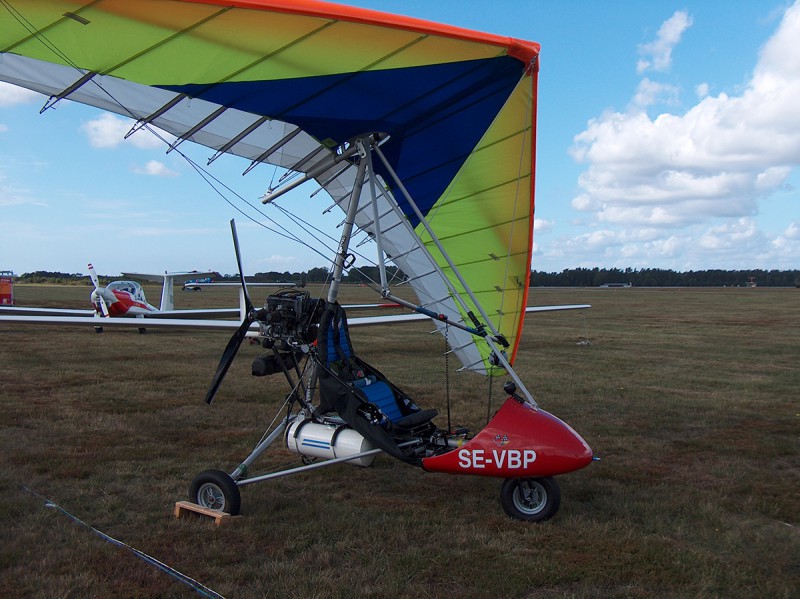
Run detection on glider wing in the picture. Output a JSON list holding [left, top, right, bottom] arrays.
[[0, 0, 540, 373]]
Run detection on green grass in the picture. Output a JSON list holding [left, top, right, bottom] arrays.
[[1, 285, 798, 597]]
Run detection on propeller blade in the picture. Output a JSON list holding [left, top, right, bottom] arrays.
[[204, 221, 259, 404], [87, 263, 101, 288], [229, 219, 254, 315], [87, 263, 110, 317], [204, 318, 252, 404], [96, 294, 110, 317]]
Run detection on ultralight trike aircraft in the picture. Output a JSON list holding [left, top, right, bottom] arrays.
[[0, 0, 594, 521], [199, 217, 593, 521]]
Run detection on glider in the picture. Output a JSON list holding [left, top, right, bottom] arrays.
[[0, 0, 593, 521], [0, 264, 241, 328]]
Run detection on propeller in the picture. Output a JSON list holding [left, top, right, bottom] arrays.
[[87, 262, 110, 317], [204, 220, 262, 405]]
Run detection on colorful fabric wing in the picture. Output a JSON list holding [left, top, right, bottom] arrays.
[[0, 0, 539, 373]]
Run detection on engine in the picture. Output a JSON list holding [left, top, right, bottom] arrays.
[[257, 289, 325, 346]]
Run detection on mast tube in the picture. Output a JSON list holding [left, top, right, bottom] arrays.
[[327, 140, 369, 304]]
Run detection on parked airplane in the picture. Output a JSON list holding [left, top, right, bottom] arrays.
[[0, 264, 241, 331], [88, 264, 228, 319]]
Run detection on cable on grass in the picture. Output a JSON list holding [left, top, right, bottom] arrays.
[[20, 484, 225, 599]]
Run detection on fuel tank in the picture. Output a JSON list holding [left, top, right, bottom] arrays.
[[286, 419, 376, 467], [422, 398, 592, 478]]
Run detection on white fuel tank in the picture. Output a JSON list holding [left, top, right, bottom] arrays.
[[286, 419, 376, 467]]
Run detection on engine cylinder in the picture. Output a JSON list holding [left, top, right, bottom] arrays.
[[286, 419, 376, 467]]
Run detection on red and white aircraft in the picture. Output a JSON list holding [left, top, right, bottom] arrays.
[[0, 264, 244, 331], [86, 264, 236, 320], [89, 264, 166, 317]]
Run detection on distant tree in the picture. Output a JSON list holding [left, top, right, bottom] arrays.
[[17, 271, 87, 285], [305, 267, 330, 283], [531, 268, 800, 287], [345, 265, 402, 284]]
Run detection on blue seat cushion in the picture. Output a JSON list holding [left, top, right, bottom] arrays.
[[359, 381, 403, 422]]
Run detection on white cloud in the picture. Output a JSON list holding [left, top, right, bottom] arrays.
[[536, 211, 800, 271], [133, 160, 179, 177], [698, 218, 758, 250], [637, 11, 693, 74], [0, 189, 38, 207], [771, 221, 800, 262], [0, 82, 41, 107], [630, 78, 679, 109], [783, 222, 800, 240], [695, 82, 710, 99], [80, 112, 170, 149], [570, 2, 800, 231], [256, 255, 300, 269], [533, 217, 555, 233], [0, 173, 46, 207]]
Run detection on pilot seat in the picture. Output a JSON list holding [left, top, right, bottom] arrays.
[[314, 302, 438, 462]]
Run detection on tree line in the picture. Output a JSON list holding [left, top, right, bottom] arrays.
[[12, 266, 400, 285], [13, 267, 800, 287], [532, 268, 800, 288]]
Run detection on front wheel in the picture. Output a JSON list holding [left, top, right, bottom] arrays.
[[500, 476, 560, 522], [189, 469, 241, 515]]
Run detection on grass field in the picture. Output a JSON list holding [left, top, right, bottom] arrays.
[[1, 284, 798, 597]]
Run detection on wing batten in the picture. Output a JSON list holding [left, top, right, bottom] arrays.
[[207, 114, 270, 165], [41, 69, 96, 111], [126, 93, 187, 137]]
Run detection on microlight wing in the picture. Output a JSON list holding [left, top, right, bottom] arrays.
[[0, 0, 540, 374]]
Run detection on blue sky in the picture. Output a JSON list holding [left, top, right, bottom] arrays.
[[1, 0, 798, 277]]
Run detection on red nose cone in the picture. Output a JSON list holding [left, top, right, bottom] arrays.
[[423, 398, 592, 478]]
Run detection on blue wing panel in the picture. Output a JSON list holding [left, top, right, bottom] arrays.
[[159, 56, 523, 224]]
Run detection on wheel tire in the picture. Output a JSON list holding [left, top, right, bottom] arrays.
[[189, 469, 241, 515], [500, 476, 560, 522]]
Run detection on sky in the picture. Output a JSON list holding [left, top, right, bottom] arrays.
[[1, 0, 799, 277]]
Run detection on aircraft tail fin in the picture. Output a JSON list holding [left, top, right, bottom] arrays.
[[161, 276, 175, 312], [120, 271, 220, 310]]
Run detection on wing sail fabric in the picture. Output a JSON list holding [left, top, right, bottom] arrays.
[[0, 0, 539, 373]]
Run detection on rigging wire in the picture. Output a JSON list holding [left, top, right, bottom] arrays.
[[1, 2, 83, 73], [176, 150, 337, 263], [444, 321, 452, 433], [167, 145, 400, 292], [169, 145, 397, 289], [486, 372, 494, 425], [271, 201, 380, 273]]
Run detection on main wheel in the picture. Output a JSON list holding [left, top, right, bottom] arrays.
[[189, 469, 241, 515], [500, 476, 560, 522]]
